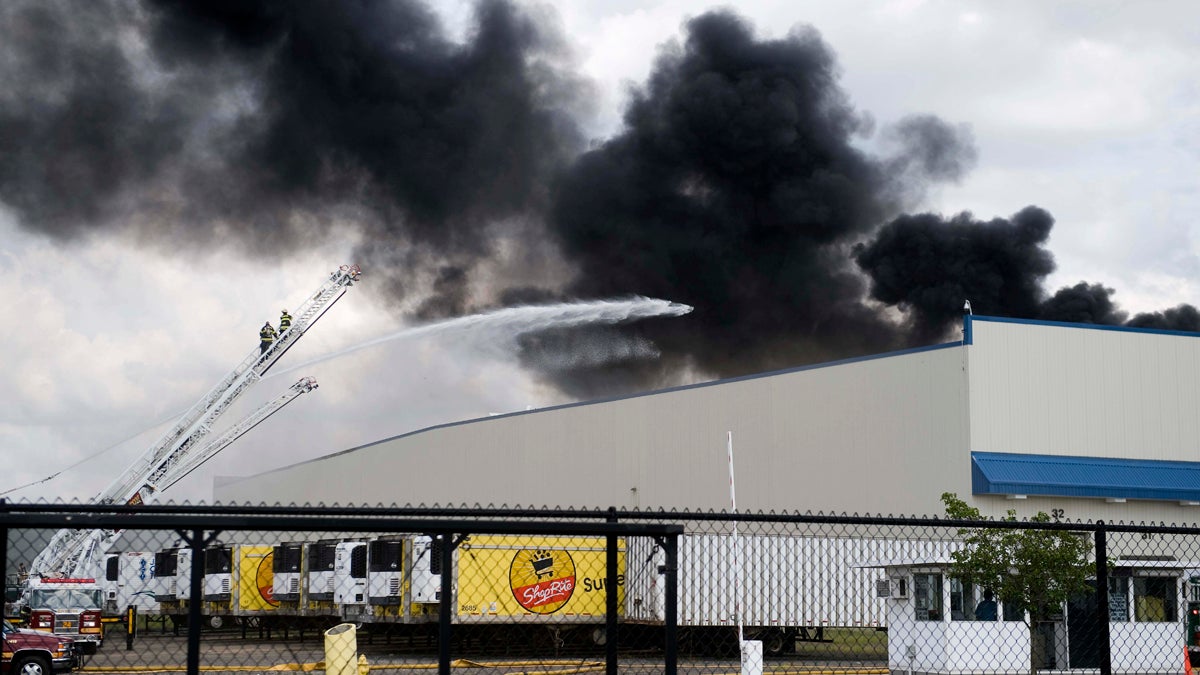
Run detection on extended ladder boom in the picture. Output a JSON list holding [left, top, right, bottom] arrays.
[[154, 377, 318, 493], [29, 264, 360, 577], [99, 264, 359, 508], [33, 377, 321, 578]]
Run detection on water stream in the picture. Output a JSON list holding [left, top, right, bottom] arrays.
[[267, 296, 693, 379]]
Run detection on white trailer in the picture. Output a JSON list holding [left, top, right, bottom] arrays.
[[625, 533, 958, 655], [102, 552, 160, 615], [152, 546, 195, 623]]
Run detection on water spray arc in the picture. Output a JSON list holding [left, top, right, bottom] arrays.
[[268, 297, 693, 379]]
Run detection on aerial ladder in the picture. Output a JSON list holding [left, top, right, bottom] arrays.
[[28, 265, 361, 579]]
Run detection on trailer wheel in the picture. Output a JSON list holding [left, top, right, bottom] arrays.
[[590, 627, 607, 646], [208, 616, 224, 629], [758, 628, 787, 657]]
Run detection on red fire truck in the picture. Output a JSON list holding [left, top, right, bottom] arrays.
[[17, 579, 102, 654]]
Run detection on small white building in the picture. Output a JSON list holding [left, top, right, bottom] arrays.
[[875, 558, 1190, 675]]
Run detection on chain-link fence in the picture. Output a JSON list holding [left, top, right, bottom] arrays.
[[6, 502, 1200, 675]]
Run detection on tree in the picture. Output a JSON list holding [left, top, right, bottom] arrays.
[[942, 493, 1093, 675]]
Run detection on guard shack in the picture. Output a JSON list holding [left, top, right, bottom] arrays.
[[873, 558, 1191, 675]]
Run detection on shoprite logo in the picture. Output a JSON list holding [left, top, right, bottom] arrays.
[[256, 552, 279, 607], [509, 548, 576, 613]]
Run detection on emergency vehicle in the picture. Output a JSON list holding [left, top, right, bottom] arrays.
[[16, 580, 102, 654], [2, 618, 77, 675]]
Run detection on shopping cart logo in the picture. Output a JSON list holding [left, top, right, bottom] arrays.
[[510, 548, 576, 613]]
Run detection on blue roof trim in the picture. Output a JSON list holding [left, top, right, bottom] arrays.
[[970, 315, 1200, 339], [963, 314, 972, 345], [972, 452, 1200, 502]]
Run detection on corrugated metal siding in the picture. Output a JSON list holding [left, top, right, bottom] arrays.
[[622, 534, 961, 627], [969, 319, 1200, 463], [972, 452, 1200, 501], [216, 345, 970, 515], [965, 318, 1200, 522]]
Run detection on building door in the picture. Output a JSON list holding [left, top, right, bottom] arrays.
[[1067, 582, 1103, 668]]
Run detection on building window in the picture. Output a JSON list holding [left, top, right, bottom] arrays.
[[1133, 577, 1177, 622], [950, 578, 980, 621], [914, 573, 943, 622], [1002, 598, 1025, 622], [1108, 576, 1129, 622]]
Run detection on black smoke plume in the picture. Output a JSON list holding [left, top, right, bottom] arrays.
[[1, 1, 1195, 399], [544, 11, 975, 392], [855, 207, 1057, 344], [1, 0, 586, 302], [855, 208, 1200, 341], [1039, 283, 1126, 325]]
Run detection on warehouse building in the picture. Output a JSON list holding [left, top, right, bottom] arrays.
[[214, 315, 1200, 524]]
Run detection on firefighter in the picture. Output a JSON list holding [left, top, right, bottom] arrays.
[[279, 309, 292, 333], [260, 322, 277, 354]]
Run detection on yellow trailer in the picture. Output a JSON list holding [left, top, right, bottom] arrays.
[[201, 544, 281, 620], [454, 535, 625, 624]]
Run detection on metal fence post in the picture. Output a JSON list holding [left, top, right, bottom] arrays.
[[664, 533, 678, 675], [0, 498, 8, 606], [186, 528, 205, 675], [438, 534, 456, 675], [1095, 521, 1111, 675], [606, 507, 619, 675]]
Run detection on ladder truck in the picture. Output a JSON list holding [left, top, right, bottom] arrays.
[[18, 265, 361, 642], [98, 376, 319, 616]]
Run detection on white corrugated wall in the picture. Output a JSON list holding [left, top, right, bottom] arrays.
[[967, 318, 1200, 522], [216, 344, 970, 515]]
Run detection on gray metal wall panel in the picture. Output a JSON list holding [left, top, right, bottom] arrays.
[[965, 319, 1200, 523], [969, 320, 1200, 461], [216, 346, 970, 516]]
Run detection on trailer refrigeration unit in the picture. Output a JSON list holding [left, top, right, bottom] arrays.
[[345, 536, 440, 625], [102, 552, 159, 616], [269, 539, 354, 623], [153, 547, 196, 624]]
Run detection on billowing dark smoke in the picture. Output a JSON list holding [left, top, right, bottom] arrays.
[[855, 207, 1057, 344], [854, 206, 1200, 336], [855, 208, 1200, 341], [545, 11, 975, 390], [0, 0, 586, 302], [1127, 305, 1200, 331], [1039, 283, 1125, 325], [2, 1, 1196, 400]]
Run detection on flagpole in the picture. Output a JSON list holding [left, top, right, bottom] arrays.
[[728, 430, 744, 644]]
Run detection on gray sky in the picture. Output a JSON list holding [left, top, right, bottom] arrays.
[[1, 0, 1197, 504]]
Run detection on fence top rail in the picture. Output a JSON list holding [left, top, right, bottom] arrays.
[[0, 510, 685, 537], [4, 501, 1199, 536], [2, 501, 630, 519]]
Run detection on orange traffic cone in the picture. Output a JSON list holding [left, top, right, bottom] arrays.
[[1186, 646, 1194, 675]]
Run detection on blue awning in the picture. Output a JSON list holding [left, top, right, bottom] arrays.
[[971, 452, 1200, 502]]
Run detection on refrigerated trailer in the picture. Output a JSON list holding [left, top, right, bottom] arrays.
[[624, 533, 959, 655], [200, 545, 280, 626], [102, 552, 159, 616], [152, 531, 952, 653], [453, 535, 624, 625]]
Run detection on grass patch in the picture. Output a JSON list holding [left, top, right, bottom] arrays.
[[792, 627, 887, 661]]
